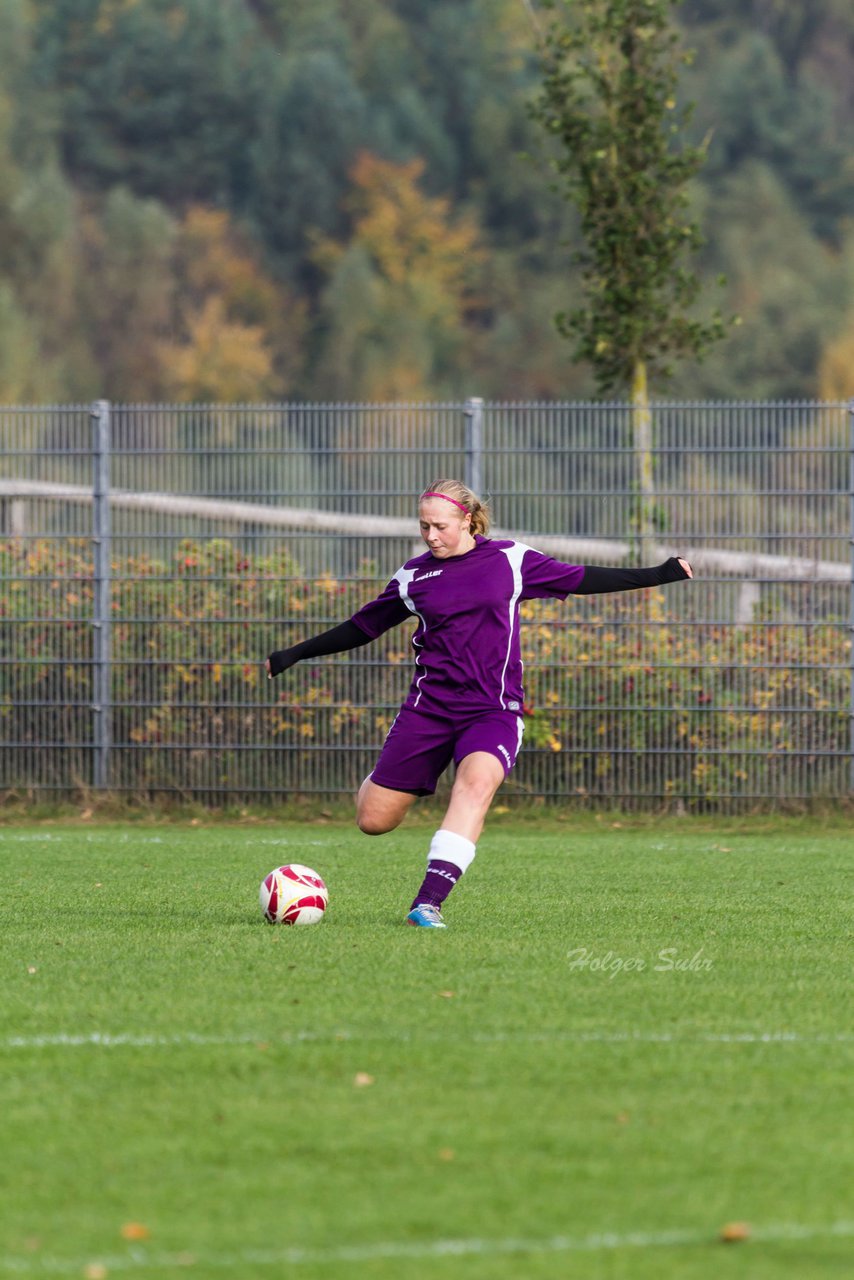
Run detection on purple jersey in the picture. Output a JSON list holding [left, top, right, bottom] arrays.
[[349, 535, 585, 717]]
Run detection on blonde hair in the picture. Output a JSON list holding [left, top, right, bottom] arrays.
[[419, 479, 491, 536]]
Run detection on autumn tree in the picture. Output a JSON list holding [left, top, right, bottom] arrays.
[[819, 299, 854, 401], [312, 152, 482, 400], [158, 207, 304, 407], [529, 0, 729, 556]]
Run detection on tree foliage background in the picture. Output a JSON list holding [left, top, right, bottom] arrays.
[[1, 0, 853, 403]]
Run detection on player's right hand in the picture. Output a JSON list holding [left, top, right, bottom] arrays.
[[266, 649, 296, 679]]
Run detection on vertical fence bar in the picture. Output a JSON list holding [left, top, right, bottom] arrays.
[[91, 400, 112, 790], [464, 397, 484, 495], [850, 399, 854, 796]]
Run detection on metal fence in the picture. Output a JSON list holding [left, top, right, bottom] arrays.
[[1, 398, 852, 808]]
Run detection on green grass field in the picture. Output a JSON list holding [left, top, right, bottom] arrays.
[[1, 817, 852, 1279]]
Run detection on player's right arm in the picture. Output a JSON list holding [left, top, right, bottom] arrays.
[[266, 574, 412, 679], [266, 620, 372, 678]]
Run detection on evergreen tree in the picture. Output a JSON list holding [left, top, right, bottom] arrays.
[[687, 30, 854, 241], [673, 162, 845, 400], [31, 0, 273, 205], [78, 187, 177, 400], [250, 50, 369, 272]]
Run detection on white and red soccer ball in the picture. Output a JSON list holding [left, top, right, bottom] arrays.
[[260, 863, 328, 925]]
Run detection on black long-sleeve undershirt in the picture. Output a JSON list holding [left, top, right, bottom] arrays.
[[267, 620, 370, 677], [575, 556, 691, 594]]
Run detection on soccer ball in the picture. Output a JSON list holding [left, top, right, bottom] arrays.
[[259, 863, 328, 925]]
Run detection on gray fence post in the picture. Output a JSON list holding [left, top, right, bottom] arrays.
[[91, 400, 112, 791], [850, 400, 854, 795], [464, 397, 484, 496]]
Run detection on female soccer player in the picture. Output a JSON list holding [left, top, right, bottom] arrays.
[[266, 479, 693, 928]]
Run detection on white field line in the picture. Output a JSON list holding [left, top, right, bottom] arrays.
[[1, 1220, 854, 1273], [2, 1028, 852, 1051]]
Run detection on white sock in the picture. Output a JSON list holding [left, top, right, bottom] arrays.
[[428, 828, 476, 875]]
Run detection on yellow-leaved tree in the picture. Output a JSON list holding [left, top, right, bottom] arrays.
[[313, 152, 483, 400], [159, 207, 305, 406], [162, 294, 275, 404], [819, 325, 854, 400]]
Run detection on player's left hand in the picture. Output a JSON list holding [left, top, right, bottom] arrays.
[[677, 557, 693, 579]]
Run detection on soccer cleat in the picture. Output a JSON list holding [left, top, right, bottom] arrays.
[[405, 903, 447, 928]]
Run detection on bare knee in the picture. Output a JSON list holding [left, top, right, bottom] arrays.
[[355, 778, 414, 835], [454, 769, 502, 809], [356, 810, 401, 836]]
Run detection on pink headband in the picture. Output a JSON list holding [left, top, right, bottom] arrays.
[[421, 491, 469, 514]]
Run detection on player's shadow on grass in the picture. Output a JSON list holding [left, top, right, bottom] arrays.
[[247, 908, 412, 930]]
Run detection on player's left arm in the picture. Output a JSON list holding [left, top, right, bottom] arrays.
[[574, 557, 693, 594], [519, 549, 693, 599]]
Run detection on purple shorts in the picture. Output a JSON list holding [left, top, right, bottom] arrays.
[[370, 706, 525, 796]]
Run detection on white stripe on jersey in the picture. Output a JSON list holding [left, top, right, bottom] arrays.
[[393, 566, 429, 708], [496, 542, 533, 711]]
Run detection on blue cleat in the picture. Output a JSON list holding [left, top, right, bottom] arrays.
[[405, 904, 447, 928]]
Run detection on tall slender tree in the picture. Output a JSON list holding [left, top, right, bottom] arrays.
[[528, 0, 729, 557]]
